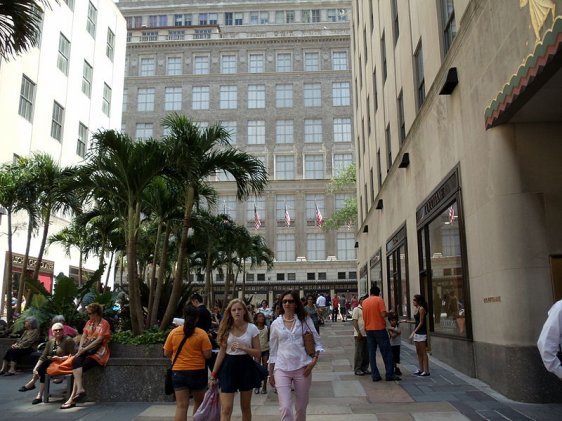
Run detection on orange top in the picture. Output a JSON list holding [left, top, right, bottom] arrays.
[[362, 295, 387, 330], [332, 296, 339, 308], [163, 326, 212, 371], [83, 318, 111, 366]]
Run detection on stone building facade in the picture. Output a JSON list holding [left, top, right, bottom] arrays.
[[351, 0, 562, 402]]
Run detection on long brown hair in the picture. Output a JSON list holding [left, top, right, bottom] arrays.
[[278, 290, 306, 321], [217, 298, 252, 346]]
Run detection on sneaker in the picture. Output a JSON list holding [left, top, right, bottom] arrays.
[[420, 372, 430, 376], [413, 369, 422, 376], [354, 370, 365, 376]]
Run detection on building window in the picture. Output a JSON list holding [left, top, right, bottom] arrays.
[[307, 234, 325, 261], [249, 53, 265, 73], [77, 123, 88, 157], [397, 90, 406, 144], [219, 196, 237, 218], [304, 155, 324, 179], [50, 101, 64, 141], [276, 194, 295, 223], [306, 195, 324, 223], [333, 118, 351, 142], [303, 83, 321, 107], [166, 56, 182, 75], [385, 124, 392, 171], [373, 68, 378, 110], [377, 149, 382, 187], [307, 273, 316, 281], [304, 52, 320, 71], [219, 85, 237, 109], [275, 120, 294, 144], [63, 0, 74, 10], [221, 121, 237, 144], [392, 0, 399, 45], [277, 234, 296, 261], [246, 198, 265, 225], [332, 51, 348, 70], [333, 153, 352, 176], [137, 88, 155, 112], [102, 83, 111, 116], [332, 82, 351, 106], [247, 120, 265, 144], [86, 2, 97, 38], [276, 53, 292, 72], [174, 14, 191, 26], [209, 13, 218, 24], [139, 57, 155, 76], [57, 33, 70, 75], [198, 13, 208, 25], [304, 119, 322, 143], [337, 233, 356, 260], [442, 0, 457, 54], [104, 28, 115, 61], [168, 30, 185, 41], [224, 12, 233, 26], [302, 9, 320, 23], [193, 55, 209, 74], [221, 54, 237, 74], [248, 84, 265, 108], [275, 155, 294, 180], [135, 123, 153, 140], [275, 84, 293, 108], [381, 32, 387, 82], [277, 273, 285, 281], [250, 11, 269, 24], [414, 42, 425, 110], [164, 87, 182, 111], [192, 86, 209, 110], [386, 226, 410, 318], [122, 89, 128, 112], [81, 60, 93, 97], [234, 12, 243, 25]]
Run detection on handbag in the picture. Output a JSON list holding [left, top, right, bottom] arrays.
[[301, 318, 316, 357], [193, 383, 220, 421], [165, 334, 189, 395]]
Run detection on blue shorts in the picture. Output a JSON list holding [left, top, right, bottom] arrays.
[[172, 369, 208, 391]]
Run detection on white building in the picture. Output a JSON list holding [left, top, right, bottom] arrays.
[[0, 0, 126, 301]]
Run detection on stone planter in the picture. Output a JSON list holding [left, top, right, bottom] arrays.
[[109, 343, 164, 358]]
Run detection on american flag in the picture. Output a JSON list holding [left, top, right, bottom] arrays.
[[315, 202, 324, 227], [254, 204, 261, 230], [448, 206, 455, 224], [284, 204, 291, 227]]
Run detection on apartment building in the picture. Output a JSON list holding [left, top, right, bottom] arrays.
[[351, 0, 562, 402], [117, 0, 358, 301], [0, 0, 126, 295]]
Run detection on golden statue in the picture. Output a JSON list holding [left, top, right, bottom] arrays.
[[520, 0, 556, 39]]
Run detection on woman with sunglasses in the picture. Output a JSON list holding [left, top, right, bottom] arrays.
[[18, 322, 75, 404], [269, 290, 323, 421], [60, 303, 111, 409]]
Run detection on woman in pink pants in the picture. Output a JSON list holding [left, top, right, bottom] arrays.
[[268, 290, 324, 421]]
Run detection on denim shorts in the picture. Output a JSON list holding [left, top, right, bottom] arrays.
[[172, 369, 208, 391]]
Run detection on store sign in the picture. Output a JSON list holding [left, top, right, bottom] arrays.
[[10, 252, 54, 273], [416, 169, 459, 225]]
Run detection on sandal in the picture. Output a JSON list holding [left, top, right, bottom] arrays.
[[32, 398, 42, 405], [60, 402, 76, 409], [19, 385, 36, 392]]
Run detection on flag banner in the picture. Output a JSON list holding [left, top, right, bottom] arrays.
[[448, 206, 455, 224], [315, 203, 323, 227], [284, 204, 291, 227]]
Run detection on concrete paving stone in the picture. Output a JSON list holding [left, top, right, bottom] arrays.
[[375, 414, 414, 421], [475, 409, 516, 420], [352, 401, 458, 414], [332, 359, 352, 366], [509, 402, 562, 421], [411, 393, 461, 402], [412, 412, 470, 421], [307, 415, 378, 421], [306, 404, 353, 415], [494, 406, 537, 420], [364, 388, 413, 404], [333, 380, 367, 397], [466, 390, 496, 401]]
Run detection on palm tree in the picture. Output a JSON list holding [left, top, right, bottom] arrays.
[[159, 113, 268, 329], [72, 129, 167, 334], [0, 0, 55, 61]]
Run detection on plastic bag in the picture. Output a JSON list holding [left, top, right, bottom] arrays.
[[194, 384, 220, 421]]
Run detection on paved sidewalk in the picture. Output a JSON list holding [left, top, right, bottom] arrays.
[[0, 321, 561, 420]]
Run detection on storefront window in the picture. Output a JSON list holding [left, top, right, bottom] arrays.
[[426, 201, 467, 337], [369, 250, 382, 297], [386, 226, 410, 318]]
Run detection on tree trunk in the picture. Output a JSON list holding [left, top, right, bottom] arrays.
[[119, 252, 124, 286], [32, 208, 51, 285], [204, 246, 213, 308], [16, 214, 34, 314], [147, 222, 162, 327], [3, 212, 14, 326], [241, 260, 246, 299], [78, 250, 83, 287], [104, 251, 114, 290], [97, 244, 106, 292], [127, 204, 144, 335], [152, 223, 170, 328], [160, 187, 194, 329]]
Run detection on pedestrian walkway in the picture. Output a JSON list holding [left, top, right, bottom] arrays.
[[0, 321, 561, 420]]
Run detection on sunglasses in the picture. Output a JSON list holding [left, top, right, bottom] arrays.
[[53, 328, 63, 332], [282, 299, 295, 304]]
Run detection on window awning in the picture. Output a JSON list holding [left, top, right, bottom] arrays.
[[485, 16, 562, 129]]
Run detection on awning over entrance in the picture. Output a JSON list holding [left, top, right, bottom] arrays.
[[485, 16, 562, 129]]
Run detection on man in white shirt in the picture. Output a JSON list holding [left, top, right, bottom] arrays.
[[352, 295, 370, 376], [537, 299, 562, 380], [316, 294, 327, 323]]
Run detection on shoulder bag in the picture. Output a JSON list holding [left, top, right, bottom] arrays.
[[301, 318, 316, 357], [165, 334, 188, 395]]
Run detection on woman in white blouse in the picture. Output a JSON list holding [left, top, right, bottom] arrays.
[[211, 298, 262, 421], [269, 290, 324, 421]]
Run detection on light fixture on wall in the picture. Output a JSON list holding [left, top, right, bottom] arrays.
[[363, 225, 368, 233], [354, 241, 359, 248], [439, 67, 458, 95], [398, 153, 410, 168], [376, 199, 383, 210]]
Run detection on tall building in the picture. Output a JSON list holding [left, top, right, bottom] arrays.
[[0, 0, 126, 295], [351, 0, 562, 402], [117, 0, 357, 302]]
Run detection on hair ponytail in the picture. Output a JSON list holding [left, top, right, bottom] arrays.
[[183, 305, 199, 338]]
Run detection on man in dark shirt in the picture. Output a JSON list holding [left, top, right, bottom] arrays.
[[191, 293, 212, 333]]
